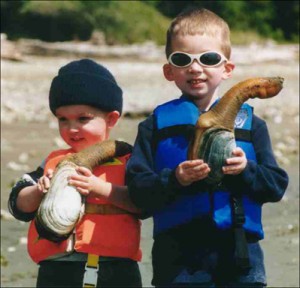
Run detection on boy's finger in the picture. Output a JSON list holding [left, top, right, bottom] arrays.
[[223, 164, 239, 173], [226, 157, 242, 165], [196, 167, 210, 176], [232, 147, 244, 157], [193, 163, 209, 171], [76, 166, 91, 176], [44, 180, 50, 190], [181, 159, 204, 169], [46, 169, 54, 177], [37, 183, 43, 192], [69, 174, 88, 182], [76, 187, 89, 196], [69, 179, 88, 188]]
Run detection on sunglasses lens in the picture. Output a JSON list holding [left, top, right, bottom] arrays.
[[171, 53, 191, 67], [200, 52, 222, 66]]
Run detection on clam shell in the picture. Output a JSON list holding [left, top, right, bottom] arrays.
[[198, 127, 236, 185], [35, 164, 84, 242]]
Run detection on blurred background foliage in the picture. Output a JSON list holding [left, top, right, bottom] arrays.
[[1, 0, 299, 45]]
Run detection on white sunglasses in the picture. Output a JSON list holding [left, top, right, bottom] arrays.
[[168, 51, 228, 68]]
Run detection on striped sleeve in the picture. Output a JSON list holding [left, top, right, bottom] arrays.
[[8, 163, 45, 222]]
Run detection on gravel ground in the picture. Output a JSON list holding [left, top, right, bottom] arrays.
[[1, 44, 299, 287]]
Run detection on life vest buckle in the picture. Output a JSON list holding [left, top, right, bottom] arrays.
[[83, 258, 99, 288], [234, 213, 246, 227]]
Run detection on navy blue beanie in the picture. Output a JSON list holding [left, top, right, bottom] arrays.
[[49, 59, 123, 115]]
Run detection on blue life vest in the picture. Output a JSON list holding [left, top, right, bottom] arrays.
[[153, 97, 263, 240]]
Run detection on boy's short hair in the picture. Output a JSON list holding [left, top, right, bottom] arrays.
[[165, 8, 231, 59], [49, 59, 123, 115]]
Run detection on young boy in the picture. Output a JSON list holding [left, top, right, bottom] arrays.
[[126, 8, 289, 287], [8, 59, 142, 287]]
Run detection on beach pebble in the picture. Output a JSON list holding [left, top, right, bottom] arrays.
[[279, 157, 290, 166], [275, 142, 287, 152], [273, 115, 282, 124], [285, 136, 297, 146], [6, 161, 29, 171], [19, 237, 28, 245], [274, 150, 283, 158], [0, 209, 14, 220], [7, 246, 16, 252], [18, 152, 29, 163], [262, 107, 277, 119]]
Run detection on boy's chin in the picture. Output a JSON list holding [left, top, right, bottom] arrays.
[[184, 93, 207, 101], [70, 143, 86, 153]]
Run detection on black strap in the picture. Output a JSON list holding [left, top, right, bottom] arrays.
[[234, 128, 252, 142], [231, 195, 251, 272], [153, 126, 250, 146], [152, 124, 195, 149]]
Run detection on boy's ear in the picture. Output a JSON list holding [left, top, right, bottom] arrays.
[[106, 111, 120, 128], [163, 63, 175, 81], [222, 61, 235, 79]]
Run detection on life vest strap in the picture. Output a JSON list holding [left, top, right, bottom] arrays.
[[83, 253, 99, 288], [85, 203, 129, 215], [152, 124, 195, 149], [231, 196, 251, 271], [234, 128, 252, 142]]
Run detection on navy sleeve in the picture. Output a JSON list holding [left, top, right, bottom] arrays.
[[223, 115, 289, 203], [126, 116, 205, 215], [8, 165, 44, 222]]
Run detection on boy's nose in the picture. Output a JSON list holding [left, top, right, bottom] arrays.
[[188, 60, 203, 73], [68, 122, 79, 132]]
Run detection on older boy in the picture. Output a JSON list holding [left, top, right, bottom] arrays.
[[126, 8, 288, 287], [9, 59, 142, 287]]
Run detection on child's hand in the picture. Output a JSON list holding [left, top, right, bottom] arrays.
[[37, 169, 53, 193], [175, 159, 210, 186], [223, 147, 247, 175], [69, 166, 107, 196]]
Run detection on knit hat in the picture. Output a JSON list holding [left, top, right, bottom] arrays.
[[49, 59, 123, 115]]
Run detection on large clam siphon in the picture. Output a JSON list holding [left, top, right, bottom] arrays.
[[35, 140, 132, 242], [188, 77, 284, 185]]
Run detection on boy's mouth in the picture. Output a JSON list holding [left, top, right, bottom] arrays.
[[70, 137, 83, 142], [188, 79, 206, 85]]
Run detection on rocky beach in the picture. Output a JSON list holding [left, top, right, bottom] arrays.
[[1, 40, 299, 287]]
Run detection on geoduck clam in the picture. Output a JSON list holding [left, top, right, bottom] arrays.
[[35, 140, 132, 242], [188, 77, 284, 185]]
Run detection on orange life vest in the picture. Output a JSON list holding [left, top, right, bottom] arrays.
[[27, 148, 142, 263]]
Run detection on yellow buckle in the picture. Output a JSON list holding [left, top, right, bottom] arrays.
[[83, 254, 99, 288]]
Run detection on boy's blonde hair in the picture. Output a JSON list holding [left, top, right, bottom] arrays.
[[165, 8, 231, 59]]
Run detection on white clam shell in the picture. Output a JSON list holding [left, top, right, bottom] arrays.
[[36, 164, 83, 238]]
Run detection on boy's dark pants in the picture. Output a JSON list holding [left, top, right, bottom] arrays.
[[36, 259, 142, 287], [152, 221, 267, 287], [170, 241, 267, 287]]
